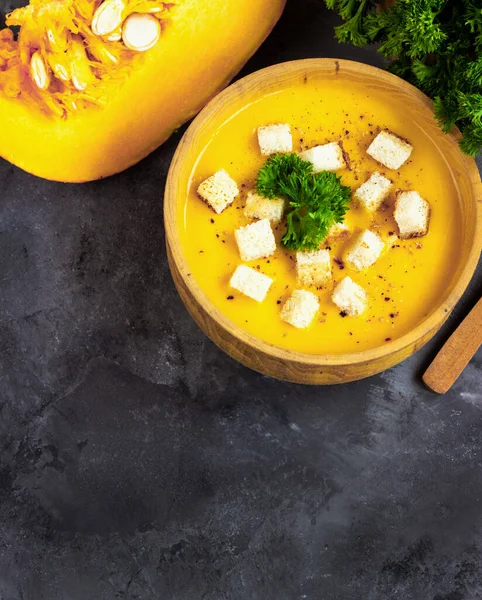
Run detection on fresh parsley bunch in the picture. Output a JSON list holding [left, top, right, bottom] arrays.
[[256, 153, 351, 251], [325, 0, 482, 156]]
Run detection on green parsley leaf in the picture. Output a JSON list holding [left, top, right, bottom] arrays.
[[255, 153, 352, 251], [324, 0, 482, 156]]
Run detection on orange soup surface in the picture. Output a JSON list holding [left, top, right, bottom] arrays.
[[177, 78, 462, 354]]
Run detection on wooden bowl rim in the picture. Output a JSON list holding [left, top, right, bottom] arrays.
[[164, 58, 482, 367]]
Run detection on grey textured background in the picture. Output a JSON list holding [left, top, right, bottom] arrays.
[[1, 1, 482, 599]]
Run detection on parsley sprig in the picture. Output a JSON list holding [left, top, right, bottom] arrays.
[[324, 0, 482, 157], [255, 153, 351, 251]]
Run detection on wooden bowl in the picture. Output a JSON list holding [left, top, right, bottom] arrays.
[[164, 59, 482, 384]]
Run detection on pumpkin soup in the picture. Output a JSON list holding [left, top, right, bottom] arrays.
[[177, 77, 462, 354]]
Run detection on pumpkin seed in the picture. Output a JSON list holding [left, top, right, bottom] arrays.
[[105, 29, 122, 41], [47, 51, 71, 82], [30, 52, 50, 90], [46, 27, 70, 53], [86, 38, 119, 64], [51, 62, 70, 82], [91, 0, 125, 37], [70, 35, 95, 91], [122, 13, 160, 52]]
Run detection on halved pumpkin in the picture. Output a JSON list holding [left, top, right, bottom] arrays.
[[0, 0, 286, 181]]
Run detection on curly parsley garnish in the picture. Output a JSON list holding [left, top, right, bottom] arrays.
[[325, 0, 482, 157], [255, 153, 351, 251]]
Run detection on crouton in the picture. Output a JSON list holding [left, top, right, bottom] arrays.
[[345, 229, 385, 271], [244, 191, 286, 223], [354, 171, 392, 211], [394, 191, 431, 239], [332, 277, 368, 317], [299, 142, 347, 173], [257, 124, 292, 156], [296, 249, 332, 287], [367, 131, 413, 170], [280, 290, 320, 329], [230, 265, 273, 302], [234, 218, 277, 262], [197, 169, 239, 214], [326, 221, 350, 242]]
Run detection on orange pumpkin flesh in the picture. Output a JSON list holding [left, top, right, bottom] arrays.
[[0, 0, 286, 182]]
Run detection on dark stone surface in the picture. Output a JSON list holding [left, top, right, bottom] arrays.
[[0, 0, 481, 598]]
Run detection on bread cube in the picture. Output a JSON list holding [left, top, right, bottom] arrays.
[[296, 249, 332, 287], [299, 142, 347, 173], [244, 191, 286, 223], [332, 277, 367, 317], [230, 265, 273, 302], [280, 290, 319, 329], [326, 221, 350, 242], [257, 124, 292, 156], [345, 230, 384, 271], [394, 191, 431, 239], [234, 218, 277, 262], [197, 169, 239, 214], [354, 171, 392, 211], [367, 131, 413, 170]]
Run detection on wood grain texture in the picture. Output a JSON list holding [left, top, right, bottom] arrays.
[[423, 297, 482, 394], [164, 59, 482, 385]]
